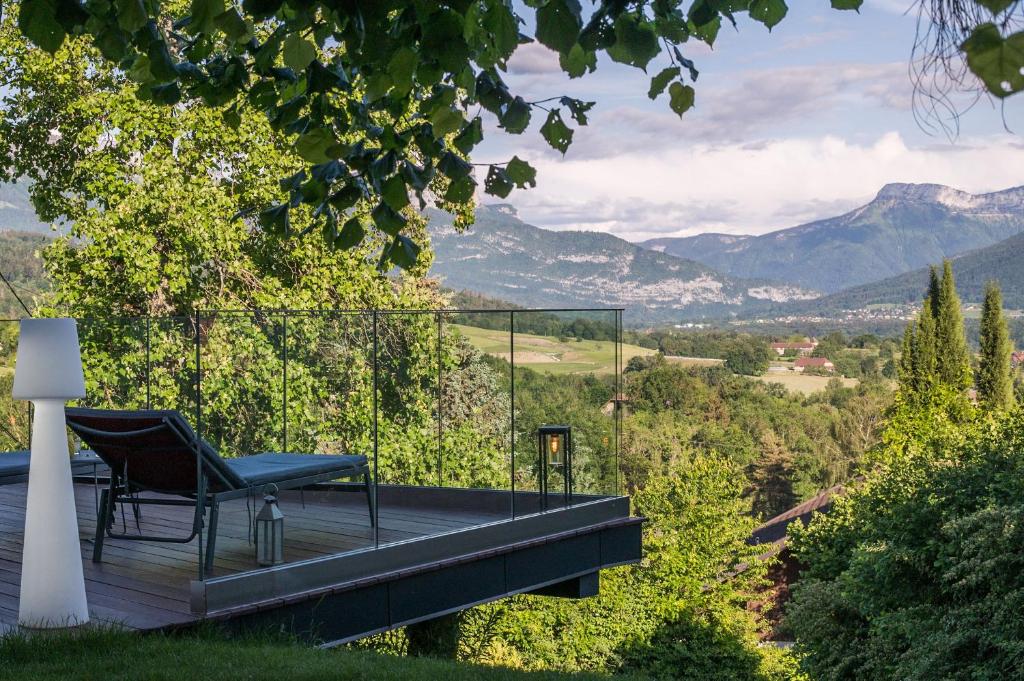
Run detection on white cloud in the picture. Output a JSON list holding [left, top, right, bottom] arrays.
[[484, 132, 1024, 241]]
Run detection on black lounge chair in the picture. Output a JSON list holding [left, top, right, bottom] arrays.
[[0, 450, 106, 486], [65, 407, 374, 578]]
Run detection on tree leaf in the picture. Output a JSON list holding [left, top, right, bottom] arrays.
[[668, 81, 695, 116], [381, 174, 410, 211], [559, 43, 597, 78], [259, 203, 290, 235], [283, 33, 317, 71], [830, 0, 863, 9], [335, 216, 365, 250], [295, 127, 338, 164], [388, 47, 418, 96], [649, 66, 681, 99], [453, 117, 483, 154], [962, 24, 1024, 98], [608, 13, 660, 70], [505, 156, 536, 189], [430, 106, 464, 138], [974, 0, 1012, 15], [214, 8, 251, 43], [188, 0, 226, 35], [499, 96, 531, 134], [115, 0, 148, 33], [387, 235, 421, 269], [540, 109, 573, 153], [372, 201, 407, 236], [484, 165, 514, 199], [19, 0, 65, 53], [559, 97, 594, 125], [536, 0, 582, 55], [444, 175, 476, 203], [749, 0, 788, 30]]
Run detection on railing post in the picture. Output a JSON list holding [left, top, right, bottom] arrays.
[[509, 310, 515, 519], [437, 311, 443, 488], [372, 309, 379, 548], [282, 312, 288, 453], [145, 316, 152, 410]]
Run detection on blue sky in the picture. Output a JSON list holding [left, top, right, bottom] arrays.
[[474, 0, 1024, 241]]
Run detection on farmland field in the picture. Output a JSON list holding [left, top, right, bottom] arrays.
[[452, 324, 656, 375], [665, 356, 725, 367], [753, 372, 858, 394]]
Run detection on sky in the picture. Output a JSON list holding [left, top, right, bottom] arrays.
[[473, 0, 1024, 242]]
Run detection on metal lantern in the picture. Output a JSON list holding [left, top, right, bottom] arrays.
[[255, 484, 285, 566], [538, 425, 572, 510]]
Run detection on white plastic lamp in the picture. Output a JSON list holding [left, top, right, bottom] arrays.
[[12, 318, 89, 628]]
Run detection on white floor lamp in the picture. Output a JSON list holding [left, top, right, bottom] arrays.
[[13, 318, 89, 628]]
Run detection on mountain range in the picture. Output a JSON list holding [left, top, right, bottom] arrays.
[[428, 205, 818, 323], [782, 228, 1024, 314], [642, 183, 1024, 294], [0, 181, 48, 234]]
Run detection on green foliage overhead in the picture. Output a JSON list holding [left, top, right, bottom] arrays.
[[7, 0, 865, 267]]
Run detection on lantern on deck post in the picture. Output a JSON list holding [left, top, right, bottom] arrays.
[[537, 425, 572, 511], [255, 484, 284, 566]]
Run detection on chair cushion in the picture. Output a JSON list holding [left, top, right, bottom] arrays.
[[224, 453, 367, 488], [0, 451, 30, 478]]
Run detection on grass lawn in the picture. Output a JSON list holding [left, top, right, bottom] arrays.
[[753, 372, 858, 394], [664, 356, 725, 368], [452, 325, 656, 376], [0, 629, 645, 681]]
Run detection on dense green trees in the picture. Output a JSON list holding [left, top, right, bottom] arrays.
[[724, 338, 772, 377], [977, 281, 1015, 411]]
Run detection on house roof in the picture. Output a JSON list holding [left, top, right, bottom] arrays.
[[794, 357, 832, 367], [750, 485, 844, 548], [771, 342, 816, 349]]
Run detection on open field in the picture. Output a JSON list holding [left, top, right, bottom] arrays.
[[754, 372, 858, 394], [452, 324, 656, 375]]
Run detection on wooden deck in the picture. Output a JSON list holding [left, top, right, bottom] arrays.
[[0, 482, 507, 633]]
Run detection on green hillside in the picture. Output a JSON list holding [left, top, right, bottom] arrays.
[[643, 183, 1024, 294], [0, 231, 50, 317], [0, 181, 48, 234], [784, 229, 1024, 313]]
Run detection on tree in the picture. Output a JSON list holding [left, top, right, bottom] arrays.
[[934, 260, 972, 391], [6, 0, 868, 267], [724, 337, 772, 376], [977, 281, 1015, 411]]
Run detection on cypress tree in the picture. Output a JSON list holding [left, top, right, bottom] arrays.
[[898, 323, 916, 393], [977, 281, 1015, 410], [927, 265, 941, 319], [913, 299, 938, 393], [934, 260, 972, 390]]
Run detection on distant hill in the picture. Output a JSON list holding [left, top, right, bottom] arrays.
[[783, 230, 1024, 314], [428, 204, 818, 324], [642, 183, 1024, 294], [0, 231, 51, 317], [0, 181, 49, 234]]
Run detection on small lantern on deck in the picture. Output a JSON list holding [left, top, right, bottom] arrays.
[[538, 425, 572, 510], [255, 484, 285, 566]]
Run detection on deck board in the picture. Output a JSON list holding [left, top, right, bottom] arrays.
[[0, 482, 505, 631]]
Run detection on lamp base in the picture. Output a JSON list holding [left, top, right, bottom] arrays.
[[18, 399, 90, 628]]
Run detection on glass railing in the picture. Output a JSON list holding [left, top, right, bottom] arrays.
[[2, 308, 624, 558]]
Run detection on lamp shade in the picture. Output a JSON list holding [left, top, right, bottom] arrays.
[[12, 319, 86, 400]]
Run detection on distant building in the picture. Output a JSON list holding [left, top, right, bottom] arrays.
[[1012, 351, 1024, 369], [770, 341, 817, 356], [793, 357, 834, 373]]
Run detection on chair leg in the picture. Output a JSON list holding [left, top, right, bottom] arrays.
[[204, 499, 219, 574], [364, 470, 376, 528], [93, 487, 112, 563]]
